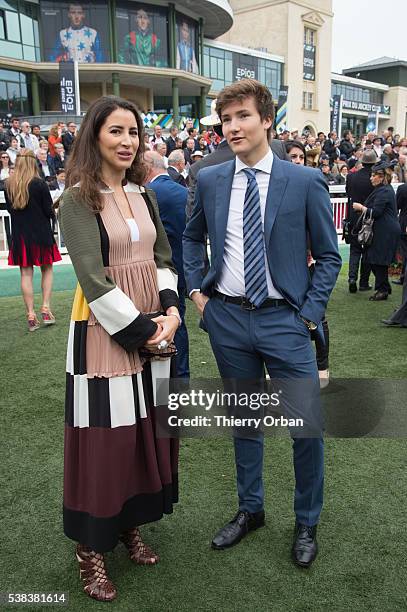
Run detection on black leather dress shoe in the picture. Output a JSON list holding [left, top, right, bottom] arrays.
[[348, 281, 357, 293], [292, 524, 318, 568], [359, 285, 372, 291], [381, 319, 401, 326], [369, 291, 388, 301], [211, 510, 265, 550]]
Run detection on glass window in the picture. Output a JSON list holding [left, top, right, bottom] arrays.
[[0, 67, 19, 80], [0, 9, 5, 38], [5, 9, 19, 41], [225, 58, 232, 83], [0, 80, 7, 103], [0, 1, 18, 10], [217, 58, 224, 79], [210, 56, 218, 78], [203, 53, 209, 76], [23, 43, 35, 60], [20, 12, 34, 45], [210, 46, 224, 59], [0, 38, 21, 57], [33, 18, 39, 47]]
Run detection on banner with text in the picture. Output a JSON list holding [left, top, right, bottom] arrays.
[[366, 110, 379, 134], [275, 86, 288, 133], [303, 44, 315, 81], [59, 61, 78, 114], [330, 94, 343, 134], [232, 53, 258, 82]]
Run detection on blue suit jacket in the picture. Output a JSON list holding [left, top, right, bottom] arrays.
[[146, 174, 187, 289], [183, 156, 342, 324]]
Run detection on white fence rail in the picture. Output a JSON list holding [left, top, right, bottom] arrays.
[[0, 184, 404, 257], [0, 190, 66, 257]]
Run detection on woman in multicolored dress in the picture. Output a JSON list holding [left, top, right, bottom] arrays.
[[58, 97, 180, 602]]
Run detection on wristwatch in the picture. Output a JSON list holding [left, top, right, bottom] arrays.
[[301, 317, 317, 331]]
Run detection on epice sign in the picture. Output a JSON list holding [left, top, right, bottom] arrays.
[[236, 67, 256, 79], [233, 53, 258, 82]]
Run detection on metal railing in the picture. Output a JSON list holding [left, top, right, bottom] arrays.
[[0, 190, 66, 256], [0, 184, 404, 258]]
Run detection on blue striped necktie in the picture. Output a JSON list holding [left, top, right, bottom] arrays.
[[242, 168, 268, 307]]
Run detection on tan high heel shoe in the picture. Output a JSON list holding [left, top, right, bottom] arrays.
[[76, 544, 117, 602], [120, 527, 159, 565]]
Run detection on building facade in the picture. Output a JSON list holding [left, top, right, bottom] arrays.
[[342, 57, 407, 137], [1, 1, 405, 137], [0, 0, 233, 121], [217, 0, 334, 135]]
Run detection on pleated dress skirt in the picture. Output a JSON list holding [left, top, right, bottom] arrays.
[[63, 192, 179, 552]]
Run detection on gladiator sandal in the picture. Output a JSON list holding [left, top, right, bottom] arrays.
[[27, 314, 40, 332], [76, 544, 117, 602], [120, 527, 160, 565], [40, 307, 56, 325]]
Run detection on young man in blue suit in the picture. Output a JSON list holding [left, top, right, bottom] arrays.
[[183, 79, 342, 567], [145, 150, 189, 378]]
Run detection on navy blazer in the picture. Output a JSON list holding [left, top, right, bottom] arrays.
[[183, 156, 342, 324], [146, 174, 187, 289]]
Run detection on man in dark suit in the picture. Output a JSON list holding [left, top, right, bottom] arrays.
[[345, 150, 376, 292], [167, 150, 188, 187], [183, 79, 341, 568], [166, 125, 179, 157], [187, 103, 288, 220], [394, 181, 407, 285], [62, 121, 76, 156], [145, 150, 189, 379]]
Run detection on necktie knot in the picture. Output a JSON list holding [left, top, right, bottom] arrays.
[[242, 168, 258, 182]]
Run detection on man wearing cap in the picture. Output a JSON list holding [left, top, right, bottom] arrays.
[[345, 149, 377, 292], [190, 150, 204, 163]]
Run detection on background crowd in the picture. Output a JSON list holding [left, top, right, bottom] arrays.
[[275, 126, 407, 186], [1, 110, 406, 331]]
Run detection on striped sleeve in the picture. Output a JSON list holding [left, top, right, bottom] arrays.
[[144, 188, 179, 311], [58, 189, 157, 351]]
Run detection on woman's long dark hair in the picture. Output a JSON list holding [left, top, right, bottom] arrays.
[[66, 96, 147, 212]]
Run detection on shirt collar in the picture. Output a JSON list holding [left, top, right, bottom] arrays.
[[148, 172, 168, 183], [235, 147, 274, 175]]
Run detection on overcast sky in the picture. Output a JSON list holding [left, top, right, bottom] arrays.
[[331, 0, 407, 73]]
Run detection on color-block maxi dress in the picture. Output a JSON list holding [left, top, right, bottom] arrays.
[[58, 183, 179, 553]]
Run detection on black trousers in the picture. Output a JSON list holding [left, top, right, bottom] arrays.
[[371, 264, 391, 294], [399, 235, 407, 282], [348, 237, 371, 287], [311, 317, 329, 371]]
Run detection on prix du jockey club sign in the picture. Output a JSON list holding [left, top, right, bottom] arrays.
[[341, 99, 391, 115]]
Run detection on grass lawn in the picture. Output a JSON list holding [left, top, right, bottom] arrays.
[[0, 264, 406, 612]]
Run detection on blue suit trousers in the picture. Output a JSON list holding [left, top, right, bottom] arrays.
[[203, 296, 324, 527]]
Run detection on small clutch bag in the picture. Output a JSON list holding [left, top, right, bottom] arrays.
[[138, 311, 177, 361]]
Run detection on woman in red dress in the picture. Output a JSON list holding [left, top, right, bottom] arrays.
[[5, 149, 62, 331]]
